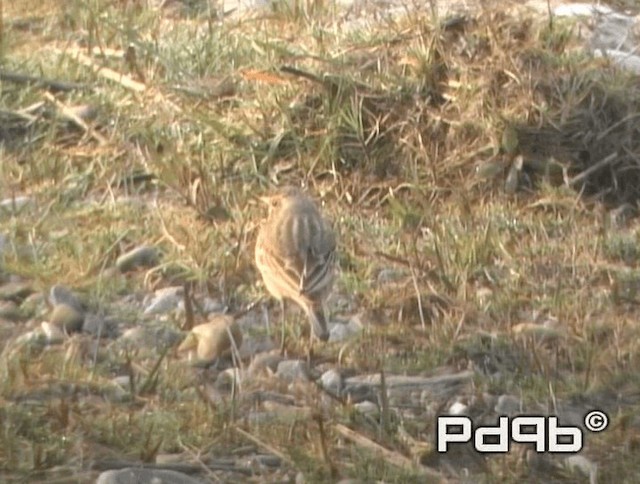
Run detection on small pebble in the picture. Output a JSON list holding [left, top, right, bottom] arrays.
[[0, 196, 32, 215], [0, 281, 34, 303], [215, 367, 242, 391], [247, 351, 283, 375], [275, 360, 309, 382], [319, 369, 343, 395], [354, 400, 379, 416], [495, 394, 521, 416], [0, 301, 22, 322], [329, 315, 364, 342], [564, 455, 597, 480], [116, 245, 160, 272], [143, 286, 184, 316], [448, 401, 468, 416]]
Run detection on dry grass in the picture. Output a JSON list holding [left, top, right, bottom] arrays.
[[1, 0, 640, 481]]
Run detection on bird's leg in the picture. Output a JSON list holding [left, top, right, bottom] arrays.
[[279, 299, 287, 356]]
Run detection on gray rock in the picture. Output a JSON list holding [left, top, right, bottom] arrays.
[[246, 454, 282, 468], [0, 320, 15, 342], [343, 370, 474, 409], [0, 301, 22, 322], [143, 286, 183, 316], [346, 370, 474, 396], [155, 453, 188, 465], [248, 390, 296, 406], [549, 2, 640, 76], [319, 369, 343, 395], [553, 4, 613, 17], [329, 315, 364, 342], [215, 368, 242, 391], [116, 246, 160, 272], [112, 375, 131, 389], [0, 196, 33, 215], [447, 401, 469, 415], [591, 14, 636, 53], [564, 455, 597, 483], [343, 384, 376, 403], [247, 351, 283, 375], [119, 325, 182, 351], [354, 400, 379, 416], [376, 268, 408, 285], [275, 360, 309, 382], [495, 394, 522, 416], [96, 468, 204, 484], [594, 49, 640, 74], [20, 292, 47, 319], [82, 314, 120, 338], [180, 296, 225, 315], [238, 335, 277, 360], [0, 281, 34, 302]]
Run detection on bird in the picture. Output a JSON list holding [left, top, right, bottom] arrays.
[[254, 187, 336, 343]]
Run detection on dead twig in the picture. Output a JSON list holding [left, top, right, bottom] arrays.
[[568, 152, 618, 187], [234, 426, 293, 467], [88, 458, 251, 475], [0, 70, 92, 92], [66, 50, 146, 92], [334, 423, 447, 482], [42, 92, 107, 145]]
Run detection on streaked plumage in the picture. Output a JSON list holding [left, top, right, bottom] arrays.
[[255, 187, 336, 341]]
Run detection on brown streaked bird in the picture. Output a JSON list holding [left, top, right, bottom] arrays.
[[255, 187, 336, 342]]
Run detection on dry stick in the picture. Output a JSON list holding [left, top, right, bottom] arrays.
[[183, 282, 195, 331], [314, 414, 335, 476], [409, 263, 426, 330], [177, 440, 222, 482], [280, 65, 324, 84], [0, 70, 91, 92], [379, 368, 391, 438], [596, 112, 640, 141], [568, 152, 618, 187], [157, 206, 187, 251], [89, 458, 250, 475], [234, 427, 294, 467], [0, 108, 37, 123], [69, 50, 146, 92], [334, 424, 447, 482], [42, 91, 108, 145]]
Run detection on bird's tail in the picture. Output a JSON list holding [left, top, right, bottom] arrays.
[[307, 306, 330, 341]]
